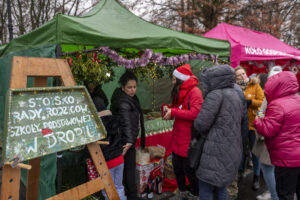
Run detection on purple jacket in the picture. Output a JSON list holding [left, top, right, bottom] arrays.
[[254, 71, 300, 167]]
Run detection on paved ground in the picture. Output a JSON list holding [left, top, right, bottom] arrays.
[[0, 156, 297, 200], [151, 168, 299, 200], [0, 163, 268, 200], [236, 168, 267, 200], [150, 168, 268, 200]]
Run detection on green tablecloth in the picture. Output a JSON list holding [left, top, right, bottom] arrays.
[[144, 118, 174, 136]]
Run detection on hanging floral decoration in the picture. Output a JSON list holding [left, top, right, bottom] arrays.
[[289, 65, 299, 74], [66, 52, 114, 85], [97, 47, 219, 69], [248, 60, 300, 74], [66, 47, 224, 85]]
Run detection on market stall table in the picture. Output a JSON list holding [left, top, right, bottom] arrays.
[[136, 117, 178, 192], [136, 117, 173, 157]]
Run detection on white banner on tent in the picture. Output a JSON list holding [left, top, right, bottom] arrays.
[[244, 46, 300, 60]]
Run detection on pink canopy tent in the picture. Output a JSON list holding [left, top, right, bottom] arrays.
[[203, 23, 300, 68]]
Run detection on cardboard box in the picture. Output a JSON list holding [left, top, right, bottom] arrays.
[[136, 159, 164, 197]]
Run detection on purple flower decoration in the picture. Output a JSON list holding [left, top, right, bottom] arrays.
[[188, 53, 197, 60], [166, 57, 173, 65], [157, 57, 167, 66], [172, 57, 179, 65], [152, 53, 163, 63], [178, 55, 185, 63], [137, 58, 149, 67], [182, 54, 189, 62], [97, 46, 216, 69], [196, 53, 206, 60], [143, 49, 153, 59]]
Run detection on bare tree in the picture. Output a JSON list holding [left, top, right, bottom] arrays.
[[0, 1, 8, 44], [2, 0, 300, 48], [120, 0, 300, 48], [0, 0, 99, 45]]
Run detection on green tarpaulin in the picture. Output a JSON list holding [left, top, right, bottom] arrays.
[[0, 0, 230, 57], [0, 0, 230, 199]]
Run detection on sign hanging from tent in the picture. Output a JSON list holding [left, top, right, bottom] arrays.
[[244, 46, 300, 60], [2, 86, 106, 163]]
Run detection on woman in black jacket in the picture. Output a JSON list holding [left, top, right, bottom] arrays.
[[110, 71, 145, 200]]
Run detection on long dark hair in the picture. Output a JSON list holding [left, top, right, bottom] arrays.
[[257, 73, 268, 90], [171, 78, 183, 103]]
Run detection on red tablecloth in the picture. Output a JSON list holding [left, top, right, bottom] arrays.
[[136, 131, 179, 192], [136, 131, 172, 157]]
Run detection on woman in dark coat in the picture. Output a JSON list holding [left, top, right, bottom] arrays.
[[110, 71, 145, 200], [193, 64, 243, 200]]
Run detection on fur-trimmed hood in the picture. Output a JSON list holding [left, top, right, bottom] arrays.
[[249, 77, 259, 85]]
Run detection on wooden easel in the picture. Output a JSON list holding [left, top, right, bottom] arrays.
[[1, 56, 120, 200]]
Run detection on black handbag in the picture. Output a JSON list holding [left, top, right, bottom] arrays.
[[186, 90, 223, 170], [186, 96, 208, 170], [187, 125, 207, 170]]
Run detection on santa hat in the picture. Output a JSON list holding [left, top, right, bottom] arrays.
[[173, 64, 193, 81]]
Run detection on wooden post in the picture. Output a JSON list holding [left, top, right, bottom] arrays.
[[26, 158, 41, 200], [26, 75, 48, 200], [87, 143, 119, 200], [1, 56, 120, 200], [1, 165, 21, 200]]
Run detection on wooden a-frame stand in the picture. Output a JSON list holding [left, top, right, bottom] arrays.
[[1, 56, 120, 200]]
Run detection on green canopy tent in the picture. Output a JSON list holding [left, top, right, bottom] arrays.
[[0, 0, 230, 57], [0, 0, 230, 199], [0, 0, 230, 130], [0, 44, 7, 54]]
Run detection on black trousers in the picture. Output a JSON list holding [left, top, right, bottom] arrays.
[[124, 147, 137, 200], [172, 152, 199, 196], [275, 166, 300, 200]]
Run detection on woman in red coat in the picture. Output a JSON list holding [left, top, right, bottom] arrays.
[[254, 71, 300, 200], [163, 64, 203, 200]]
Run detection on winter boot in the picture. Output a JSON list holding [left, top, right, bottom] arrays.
[[252, 175, 260, 191], [186, 191, 198, 200], [256, 190, 271, 200], [177, 190, 189, 200]]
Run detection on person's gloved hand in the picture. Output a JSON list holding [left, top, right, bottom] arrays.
[[246, 99, 252, 108]]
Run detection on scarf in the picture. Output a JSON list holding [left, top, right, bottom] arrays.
[[236, 78, 249, 91], [172, 76, 199, 108]]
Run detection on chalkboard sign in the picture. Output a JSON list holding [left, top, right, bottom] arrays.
[[2, 86, 106, 162]]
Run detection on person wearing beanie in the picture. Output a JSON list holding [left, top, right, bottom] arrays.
[[268, 66, 282, 77], [193, 64, 243, 200], [254, 71, 300, 200], [253, 66, 282, 200], [163, 64, 203, 200], [235, 66, 264, 191]]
